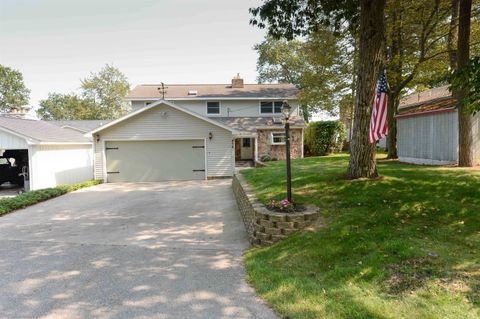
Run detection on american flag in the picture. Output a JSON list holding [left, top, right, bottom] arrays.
[[369, 69, 388, 144]]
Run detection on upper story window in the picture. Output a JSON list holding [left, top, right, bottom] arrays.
[[207, 101, 220, 115], [260, 101, 283, 114]]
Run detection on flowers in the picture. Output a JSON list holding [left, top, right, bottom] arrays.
[[270, 198, 294, 211]]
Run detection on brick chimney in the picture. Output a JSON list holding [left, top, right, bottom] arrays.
[[231, 73, 244, 88]]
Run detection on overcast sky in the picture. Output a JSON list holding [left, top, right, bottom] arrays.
[[0, 0, 266, 108]]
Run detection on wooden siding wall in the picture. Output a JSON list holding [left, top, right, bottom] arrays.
[[94, 105, 234, 180], [0, 131, 28, 149], [397, 111, 458, 164]]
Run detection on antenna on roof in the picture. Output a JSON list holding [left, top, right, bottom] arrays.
[[158, 82, 168, 99]]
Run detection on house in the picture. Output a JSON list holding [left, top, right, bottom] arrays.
[[396, 86, 480, 165], [88, 75, 304, 183], [0, 116, 94, 190]]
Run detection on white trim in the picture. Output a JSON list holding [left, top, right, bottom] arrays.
[[271, 132, 286, 145], [398, 156, 456, 166], [259, 100, 284, 115], [255, 126, 305, 130], [87, 99, 236, 135], [36, 142, 93, 145], [206, 101, 221, 116], [127, 97, 297, 101], [301, 128, 304, 158], [255, 137, 259, 161], [102, 138, 207, 181], [61, 125, 88, 133], [0, 126, 38, 145]]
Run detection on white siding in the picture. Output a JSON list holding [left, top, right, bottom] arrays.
[[94, 104, 234, 180], [131, 99, 301, 117], [30, 145, 93, 190], [397, 111, 458, 165], [0, 130, 29, 149]]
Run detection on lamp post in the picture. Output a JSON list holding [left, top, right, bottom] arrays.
[[282, 101, 293, 202]]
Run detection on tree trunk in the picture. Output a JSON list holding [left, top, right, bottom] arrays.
[[347, 0, 386, 179], [386, 94, 398, 159], [456, 0, 473, 167], [448, 0, 460, 70]]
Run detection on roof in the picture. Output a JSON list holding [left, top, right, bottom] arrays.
[[126, 83, 299, 100], [88, 100, 236, 135], [48, 120, 112, 133], [0, 116, 92, 144], [213, 116, 306, 135], [400, 85, 451, 108]]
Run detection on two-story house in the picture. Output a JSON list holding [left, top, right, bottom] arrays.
[[88, 75, 305, 182]]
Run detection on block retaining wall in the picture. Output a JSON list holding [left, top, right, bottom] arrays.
[[232, 174, 320, 247]]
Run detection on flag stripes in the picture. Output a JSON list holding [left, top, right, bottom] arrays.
[[369, 69, 388, 144]]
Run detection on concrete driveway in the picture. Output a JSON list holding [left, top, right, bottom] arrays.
[[0, 180, 277, 319]]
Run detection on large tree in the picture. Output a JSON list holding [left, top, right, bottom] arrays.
[[255, 30, 354, 121], [81, 64, 130, 119], [455, 0, 474, 166], [0, 65, 30, 112], [37, 93, 99, 120], [250, 0, 385, 179]]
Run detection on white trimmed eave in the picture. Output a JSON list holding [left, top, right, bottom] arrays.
[[87, 99, 238, 136], [0, 126, 39, 145], [126, 97, 298, 101]]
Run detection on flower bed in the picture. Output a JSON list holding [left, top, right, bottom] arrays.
[[232, 174, 320, 246]]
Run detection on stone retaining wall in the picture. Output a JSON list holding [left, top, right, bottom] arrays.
[[232, 174, 320, 247]]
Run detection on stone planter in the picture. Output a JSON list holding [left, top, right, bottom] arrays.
[[232, 174, 320, 247]]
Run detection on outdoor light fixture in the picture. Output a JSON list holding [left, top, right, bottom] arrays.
[[282, 100, 293, 202], [209, 132, 213, 140]]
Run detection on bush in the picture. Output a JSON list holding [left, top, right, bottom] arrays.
[[304, 120, 346, 156], [0, 180, 101, 216], [260, 154, 278, 162]]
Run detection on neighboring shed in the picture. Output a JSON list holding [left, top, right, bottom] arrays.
[[396, 86, 480, 165], [0, 116, 94, 190], [88, 100, 236, 182]]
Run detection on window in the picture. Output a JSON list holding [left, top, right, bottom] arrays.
[[260, 101, 283, 114], [271, 132, 286, 145], [207, 101, 220, 115], [242, 138, 251, 147]]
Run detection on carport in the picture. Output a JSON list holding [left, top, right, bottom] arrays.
[[0, 116, 94, 191]]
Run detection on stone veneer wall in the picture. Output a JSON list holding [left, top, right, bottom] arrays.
[[257, 128, 303, 160], [232, 173, 320, 247]]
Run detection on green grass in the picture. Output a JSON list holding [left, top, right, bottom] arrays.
[[0, 180, 101, 217], [241, 154, 480, 319]]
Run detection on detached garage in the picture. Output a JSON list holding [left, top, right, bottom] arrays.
[[89, 100, 235, 182], [0, 116, 94, 191]]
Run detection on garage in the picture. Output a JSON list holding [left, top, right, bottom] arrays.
[[89, 100, 235, 182], [105, 140, 206, 182]]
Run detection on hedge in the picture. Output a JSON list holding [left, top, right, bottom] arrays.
[[0, 180, 101, 217], [304, 120, 346, 156]]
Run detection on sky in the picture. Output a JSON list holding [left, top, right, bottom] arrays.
[[0, 0, 266, 109]]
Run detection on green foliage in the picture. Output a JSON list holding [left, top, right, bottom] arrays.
[[81, 64, 130, 119], [450, 56, 480, 114], [0, 180, 101, 216], [242, 155, 480, 319], [37, 64, 130, 120], [0, 65, 30, 112], [37, 93, 100, 120], [304, 121, 346, 156]]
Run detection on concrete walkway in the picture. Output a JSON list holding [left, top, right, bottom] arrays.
[[0, 180, 277, 319]]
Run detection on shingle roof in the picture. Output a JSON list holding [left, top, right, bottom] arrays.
[[212, 116, 305, 135], [397, 96, 457, 117], [0, 116, 91, 144], [400, 85, 451, 108], [126, 83, 299, 99], [48, 120, 112, 132]]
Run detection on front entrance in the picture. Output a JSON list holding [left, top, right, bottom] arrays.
[[235, 138, 254, 161]]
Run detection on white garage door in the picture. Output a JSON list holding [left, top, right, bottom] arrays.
[[105, 140, 205, 182]]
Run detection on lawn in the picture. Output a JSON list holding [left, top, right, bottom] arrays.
[[241, 154, 479, 319]]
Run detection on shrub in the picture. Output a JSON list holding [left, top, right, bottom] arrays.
[[0, 180, 101, 216], [260, 154, 278, 162], [304, 120, 346, 156]]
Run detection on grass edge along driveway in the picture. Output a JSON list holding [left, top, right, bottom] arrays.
[[241, 154, 479, 319], [0, 180, 101, 217]]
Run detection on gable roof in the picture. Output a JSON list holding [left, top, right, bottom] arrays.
[[400, 85, 451, 108], [0, 116, 92, 144], [48, 120, 112, 133], [126, 83, 298, 100], [87, 100, 237, 135], [397, 86, 456, 118]]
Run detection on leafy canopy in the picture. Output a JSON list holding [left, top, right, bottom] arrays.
[[450, 56, 480, 114], [0, 65, 30, 112], [36, 93, 99, 120]]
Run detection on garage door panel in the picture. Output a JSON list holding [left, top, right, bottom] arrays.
[[106, 140, 205, 182]]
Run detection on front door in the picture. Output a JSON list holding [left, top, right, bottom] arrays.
[[240, 138, 253, 160]]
